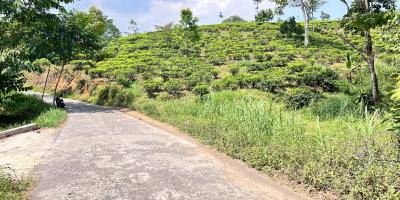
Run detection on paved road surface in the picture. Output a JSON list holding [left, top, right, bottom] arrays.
[[30, 95, 310, 200]]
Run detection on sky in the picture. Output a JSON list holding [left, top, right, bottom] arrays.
[[64, 0, 355, 33]]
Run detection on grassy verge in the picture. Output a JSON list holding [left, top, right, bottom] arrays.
[[84, 85, 399, 199], [0, 169, 30, 200], [0, 93, 67, 131], [0, 93, 66, 199]]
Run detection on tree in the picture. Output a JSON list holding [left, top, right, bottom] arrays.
[[339, 0, 396, 104], [0, 0, 74, 101], [268, 0, 326, 46], [128, 19, 139, 35], [180, 9, 200, 43], [253, 0, 264, 14], [49, 9, 111, 103], [280, 17, 304, 37], [255, 9, 274, 23], [223, 15, 246, 23], [320, 11, 331, 20]]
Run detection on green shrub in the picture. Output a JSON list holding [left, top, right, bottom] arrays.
[[295, 66, 339, 92], [279, 17, 303, 37], [163, 79, 186, 96], [143, 78, 163, 98], [286, 88, 320, 109], [228, 65, 241, 75], [193, 83, 210, 98]]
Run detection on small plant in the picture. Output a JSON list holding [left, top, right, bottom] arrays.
[[193, 83, 210, 99], [228, 65, 241, 76], [286, 88, 320, 109]]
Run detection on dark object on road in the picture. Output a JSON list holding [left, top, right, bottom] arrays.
[[55, 96, 65, 108]]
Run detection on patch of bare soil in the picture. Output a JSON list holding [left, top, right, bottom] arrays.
[[0, 128, 58, 176]]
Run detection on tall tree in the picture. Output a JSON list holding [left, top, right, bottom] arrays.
[[269, 0, 326, 46], [253, 0, 264, 14], [0, 0, 74, 100], [309, 0, 327, 31], [339, 0, 397, 104], [180, 9, 200, 43], [50, 9, 112, 103]]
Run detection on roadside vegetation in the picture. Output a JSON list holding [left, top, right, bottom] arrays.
[[2, 0, 400, 199], [0, 168, 30, 200], [0, 93, 67, 131]]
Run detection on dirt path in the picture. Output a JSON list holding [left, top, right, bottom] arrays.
[[30, 95, 311, 200]]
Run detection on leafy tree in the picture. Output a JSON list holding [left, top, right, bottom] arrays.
[[255, 9, 274, 23], [268, 0, 326, 46], [222, 15, 246, 23], [320, 11, 331, 20], [49, 9, 112, 103], [339, 0, 397, 104], [0, 0, 74, 101], [180, 9, 200, 43], [309, 0, 327, 31], [279, 17, 303, 37], [253, 0, 264, 13]]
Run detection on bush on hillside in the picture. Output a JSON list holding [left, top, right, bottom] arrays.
[[193, 83, 210, 98], [279, 17, 303, 37], [163, 79, 186, 96], [143, 78, 163, 98], [222, 15, 246, 23], [286, 88, 320, 109], [291, 66, 339, 92]]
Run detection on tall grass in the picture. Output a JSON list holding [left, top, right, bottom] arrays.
[[131, 90, 399, 199]]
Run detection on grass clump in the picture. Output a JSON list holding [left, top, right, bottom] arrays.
[[0, 169, 30, 200], [0, 93, 66, 130]]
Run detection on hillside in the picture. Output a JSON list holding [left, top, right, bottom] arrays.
[[28, 21, 400, 199]]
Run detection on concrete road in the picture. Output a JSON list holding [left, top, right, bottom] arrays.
[[30, 95, 310, 200]]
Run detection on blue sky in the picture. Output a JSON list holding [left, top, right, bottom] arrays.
[[64, 0, 392, 33]]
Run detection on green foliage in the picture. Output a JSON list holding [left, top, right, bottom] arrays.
[[0, 93, 66, 130], [279, 17, 303, 37], [255, 9, 274, 23], [193, 83, 210, 98], [291, 66, 339, 92], [163, 79, 186, 96], [0, 168, 31, 200], [222, 15, 246, 23], [286, 88, 320, 109], [180, 9, 200, 43], [129, 90, 399, 199], [143, 78, 163, 98]]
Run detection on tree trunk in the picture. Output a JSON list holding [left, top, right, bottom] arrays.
[[42, 64, 51, 100], [300, 2, 310, 47], [365, 31, 380, 104], [53, 61, 66, 105]]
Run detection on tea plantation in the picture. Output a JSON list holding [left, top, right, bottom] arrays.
[[29, 21, 400, 199]]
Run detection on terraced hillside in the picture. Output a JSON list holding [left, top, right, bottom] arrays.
[[28, 21, 400, 199]]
